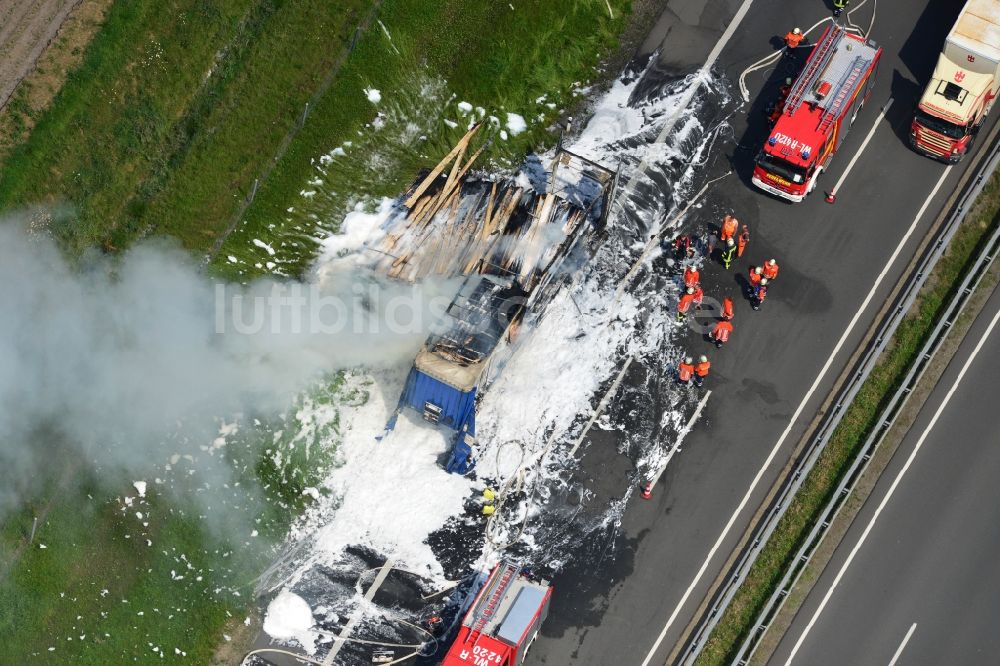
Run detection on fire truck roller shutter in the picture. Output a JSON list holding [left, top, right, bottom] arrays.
[[835, 66, 875, 153]]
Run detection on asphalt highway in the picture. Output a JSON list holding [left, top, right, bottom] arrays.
[[528, 0, 996, 664], [768, 282, 1000, 666]]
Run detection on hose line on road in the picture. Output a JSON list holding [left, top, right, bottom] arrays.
[[737, 0, 877, 102]]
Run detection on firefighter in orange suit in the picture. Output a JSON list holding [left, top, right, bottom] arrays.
[[683, 265, 700, 289], [763, 258, 780, 281], [721, 296, 734, 321], [711, 320, 734, 348], [693, 356, 711, 387], [719, 214, 739, 243], [785, 28, 804, 49], [677, 286, 704, 320], [678, 357, 695, 384], [737, 224, 750, 258]]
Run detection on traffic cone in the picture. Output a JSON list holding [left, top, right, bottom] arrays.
[[825, 190, 836, 204], [640, 482, 653, 500]]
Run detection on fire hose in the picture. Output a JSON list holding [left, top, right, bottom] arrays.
[[737, 0, 878, 102]]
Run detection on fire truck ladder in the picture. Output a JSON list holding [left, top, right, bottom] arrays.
[[817, 55, 870, 133], [468, 562, 520, 640], [785, 25, 844, 116]]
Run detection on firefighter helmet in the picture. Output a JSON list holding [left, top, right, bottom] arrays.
[[699, 355, 708, 363]]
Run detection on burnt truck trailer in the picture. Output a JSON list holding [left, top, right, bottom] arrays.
[[374, 128, 617, 473], [752, 24, 882, 202]]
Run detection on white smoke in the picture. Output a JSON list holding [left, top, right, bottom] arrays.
[[0, 221, 457, 516]]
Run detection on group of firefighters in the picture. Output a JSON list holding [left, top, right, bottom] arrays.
[[675, 214, 780, 387], [673, 0, 857, 387]]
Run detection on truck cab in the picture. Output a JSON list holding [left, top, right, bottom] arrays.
[[911, 0, 1000, 162], [752, 133, 821, 202], [751, 25, 881, 203]]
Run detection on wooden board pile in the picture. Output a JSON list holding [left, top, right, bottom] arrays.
[[369, 125, 610, 293]]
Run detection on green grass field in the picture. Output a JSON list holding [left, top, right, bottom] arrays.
[[213, 0, 630, 279], [694, 169, 1000, 666], [0, 375, 343, 663], [0, 0, 628, 272], [0, 487, 248, 663]]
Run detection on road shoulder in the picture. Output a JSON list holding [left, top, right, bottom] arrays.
[[750, 255, 1000, 665]]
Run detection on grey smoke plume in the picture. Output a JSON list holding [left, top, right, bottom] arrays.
[[0, 223, 457, 517]]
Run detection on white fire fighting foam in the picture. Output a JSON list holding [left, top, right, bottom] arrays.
[[263, 590, 318, 654], [263, 61, 727, 645]]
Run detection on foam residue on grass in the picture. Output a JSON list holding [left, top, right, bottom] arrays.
[[219, 74, 455, 279], [505, 112, 527, 135]]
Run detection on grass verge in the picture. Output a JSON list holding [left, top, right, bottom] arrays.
[[694, 167, 1000, 666], [0, 0, 373, 256], [0, 0, 631, 271], [0, 373, 344, 663], [0, 484, 249, 664], [210, 0, 632, 279]]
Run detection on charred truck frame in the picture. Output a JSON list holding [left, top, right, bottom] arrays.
[[372, 126, 618, 473]]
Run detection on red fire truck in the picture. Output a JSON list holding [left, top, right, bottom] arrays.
[[441, 562, 551, 666], [752, 25, 883, 202]]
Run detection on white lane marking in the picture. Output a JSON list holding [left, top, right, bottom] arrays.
[[648, 390, 711, 492], [569, 356, 634, 456], [828, 98, 894, 197], [323, 559, 396, 664], [887, 623, 918, 666], [639, 165, 953, 666], [626, 0, 758, 190], [785, 306, 1000, 664]]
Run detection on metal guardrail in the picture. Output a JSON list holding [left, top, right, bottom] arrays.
[[731, 207, 1000, 666], [678, 134, 1000, 666]]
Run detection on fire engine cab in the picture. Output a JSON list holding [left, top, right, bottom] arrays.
[[752, 24, 883, 202], [441, 562, 551, 666]]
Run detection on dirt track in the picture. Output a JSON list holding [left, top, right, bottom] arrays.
[[0, 0, 81, 110]]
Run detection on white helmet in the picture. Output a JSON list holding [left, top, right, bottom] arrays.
[[754, 266, 763, 275], [761, 278, 769, 285], [792, 27, 802, 35], [686, 286, 695, 294], [768, 258, 777, 266], [699, 355, 708, 363], [685, 356, 693, 364], [727, 238, 735, 247]]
